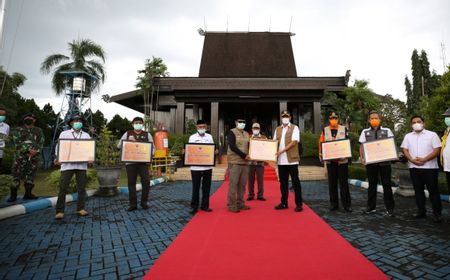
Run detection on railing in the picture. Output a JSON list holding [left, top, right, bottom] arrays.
[[150, 155, 180, 180]]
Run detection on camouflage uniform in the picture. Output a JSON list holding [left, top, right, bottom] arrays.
[[11, 125, 44, 193]]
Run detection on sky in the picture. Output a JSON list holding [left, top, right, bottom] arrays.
[[1, 0, 449, 121]]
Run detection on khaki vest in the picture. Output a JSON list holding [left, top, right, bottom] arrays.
[[227, 128, 250, 164], [324, 125, 348, 164], [275, 125, 300, 163]]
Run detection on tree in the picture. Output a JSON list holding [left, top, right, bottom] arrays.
[[378, 94, 408, 145], [135, 57, 169, 129], [410, 49, 423, 114], [106, 114, 130, 138], [40, 38, 106, 95], [405, 76, 413, 115], [0, 67, 27, 124]]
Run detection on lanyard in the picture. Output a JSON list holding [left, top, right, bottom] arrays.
[[72, 131, 82, 139]]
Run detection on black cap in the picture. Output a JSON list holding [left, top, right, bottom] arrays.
[[69, 114, 83, 122], [22, 112, 35, 120], [443, 108, 450, 116], [132, 117, 144, 123], [196, 119, 206, 125]]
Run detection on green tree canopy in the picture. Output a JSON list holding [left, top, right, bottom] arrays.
[[106, 114, 131, 138]]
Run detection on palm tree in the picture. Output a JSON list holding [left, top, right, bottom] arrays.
[[40, 38, 106, 95]]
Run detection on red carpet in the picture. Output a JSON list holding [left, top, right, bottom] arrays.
[[144, 166, 387, 280]]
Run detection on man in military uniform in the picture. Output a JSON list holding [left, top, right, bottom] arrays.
[[359, 111, 395, 216], [319, 112, 352, 212], [8, 113, 44, 202], [247, 122, 267, 201]]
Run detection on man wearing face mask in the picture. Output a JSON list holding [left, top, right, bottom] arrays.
[[401, 115, 442, 222], [273, 110, 303, 212], [440, 108, 450, 197], [0, 107, 10, 172], [54, 115, 92, 219], [118, 117, 154, 211], [188, 120, 215, 214], [359, 111, 395, 216], [9, 112, 44, 202], [247, 122, 267, 201], [319, 112, 352, 212], [226, 116, 251, 213]]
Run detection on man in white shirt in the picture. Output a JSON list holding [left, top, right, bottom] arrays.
[[188, 120, 215, 214], [273, 110, 303, 212], [0, 107, 10, 172], [441, 108, 450, 196], [401, 115, 442, 223], [54, 115, 92, 220]]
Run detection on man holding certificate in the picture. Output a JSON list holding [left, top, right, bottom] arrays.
[[247, 123, 267, 201], [54, 115, 91, 220], [188, 120, 214, 214], [274, 110, 303, 212], [118, 117, 154, 211], [319, 112, 352, 212], [359, 111, 395, 216]]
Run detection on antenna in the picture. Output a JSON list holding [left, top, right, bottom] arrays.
[[269, 16, 271, 32], [441, 42, 448, 71], [248, 16, 250, 32], [203, 16, 207, 32], [226, 15, 229, 32], [289, 16, 293, 33]]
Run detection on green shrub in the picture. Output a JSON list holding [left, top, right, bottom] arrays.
[[300, 132, 320, 158], [438, 175, 449, 195], [0, 175, 14, 198], [170, 134, 190, 156], [46, 169, 98, 193], [0, 147, 14, 174], [348, 164, 366, 181], [348, 131, 361, 161], [96, 126, 120, 166]]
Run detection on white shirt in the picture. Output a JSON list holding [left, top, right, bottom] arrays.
[[273, 123, 300, 165], [0, 122, 10, 158], [443, 129, 450, 172], [400, 129, 441, 169], [358, 126, 394, 143], [57, 129, 91, 171], [189, 132, 214, 171]]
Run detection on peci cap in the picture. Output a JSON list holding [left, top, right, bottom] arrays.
[[281, 110, 291, 117], [443, 108, 450, 116], [196, 119, 207, 125], [252, 123, 260, 128]]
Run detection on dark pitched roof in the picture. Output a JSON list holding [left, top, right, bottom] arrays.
[[199, 32, 297, 78]]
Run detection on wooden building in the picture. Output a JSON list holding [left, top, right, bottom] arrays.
[[111, 31, 349, 150]]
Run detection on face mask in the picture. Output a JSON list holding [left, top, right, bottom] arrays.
[[0, 116, 5, 122], [282, 118, 290, 125], [133, 123, 143, 131], [329, 119, 338, 126], [73, 122, 83, 130], [412, 123, 423, 131], [237, 123, 246, 130], [197, 129, 206, 135], [252, 129, 260, 135], [24, 119, 33, 125], [369, 119, 380, 127], [445, 117, 450, 127]]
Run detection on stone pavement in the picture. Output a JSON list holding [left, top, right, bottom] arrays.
[[0, 180, 449, 279]]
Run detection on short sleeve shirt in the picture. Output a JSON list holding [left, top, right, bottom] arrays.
[[400, 129, 441, 169]]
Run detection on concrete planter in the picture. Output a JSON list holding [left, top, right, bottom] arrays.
[[392, 162, 415, 197], [95, 166, 121, 196]]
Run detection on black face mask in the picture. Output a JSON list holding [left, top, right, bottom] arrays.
[[24, 119, 34, 125]]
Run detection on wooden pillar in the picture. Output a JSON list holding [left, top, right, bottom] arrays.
[[210, 102, 219, 143], [193, 104, 199, 122], [175, 102, 185, 135], [279, 101, 287, 115], [169, 107, 176, 134], [313, 101, 321, 134]]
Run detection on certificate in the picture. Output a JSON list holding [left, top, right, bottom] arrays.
[[57, 139, 95, 163], [321, 139, 352, 161], [184, 143, 216, 166], [249, 139, 278, 161], [121, 141, 153, 163], [362, 137, 398, 165]]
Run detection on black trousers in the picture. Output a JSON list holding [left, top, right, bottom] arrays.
[[126, 164, 150, 207], [191, 169, 212, 210], [278, 164, 303, 207], [56, 169, 87, 213], [409, 168, 441, 215], [446, 171, 450, 194], [326, 162, 351, 209], [366, 164, 395, 211]]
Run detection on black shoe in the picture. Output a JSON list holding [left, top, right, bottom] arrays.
[[294, 206, 303, 212], [190, 209, 198, 215], [23, 193, 38, 200], [385, 209, 395, 217], [201, 208, 213, 212], [274, 203, 288, 210], [344, 207, 353, 213], [7, 188, 17, 202], [329, 206, 339, 211], [141, 203, 149, 209], [247, 196, 254, 201], [433, 214, 442, 223], [363, 208, 376, 214], [6, 196, 17, 203], [127, 206, 137, 211], [257, 197, 266, 201], [414, 212, 426, 219]]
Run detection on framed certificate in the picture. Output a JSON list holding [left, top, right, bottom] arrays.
[[321, 139, 352, 161], [362, 137, 399, 165], [121, 140, 153, 163], [57, 139, 95, 163], [249, 139, 278, 161], [184, 143, 216, 166]]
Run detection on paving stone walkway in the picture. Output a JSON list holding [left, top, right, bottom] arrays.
[[0, 180, 449, 280]]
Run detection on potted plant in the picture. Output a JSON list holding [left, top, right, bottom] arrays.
[[95, 126, 122, 196]]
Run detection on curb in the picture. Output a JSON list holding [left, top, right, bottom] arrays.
[[348, 179, 450, 202], [0, 176, 168, 221]]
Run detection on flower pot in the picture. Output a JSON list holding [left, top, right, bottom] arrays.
[[95, 166, 121, 196]]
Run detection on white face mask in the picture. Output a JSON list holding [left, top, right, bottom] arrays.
[[282, 118, 290, 125], [237, 122, 246, 130], [412, 123, 423, 131], [252, 129, 260, 135]]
